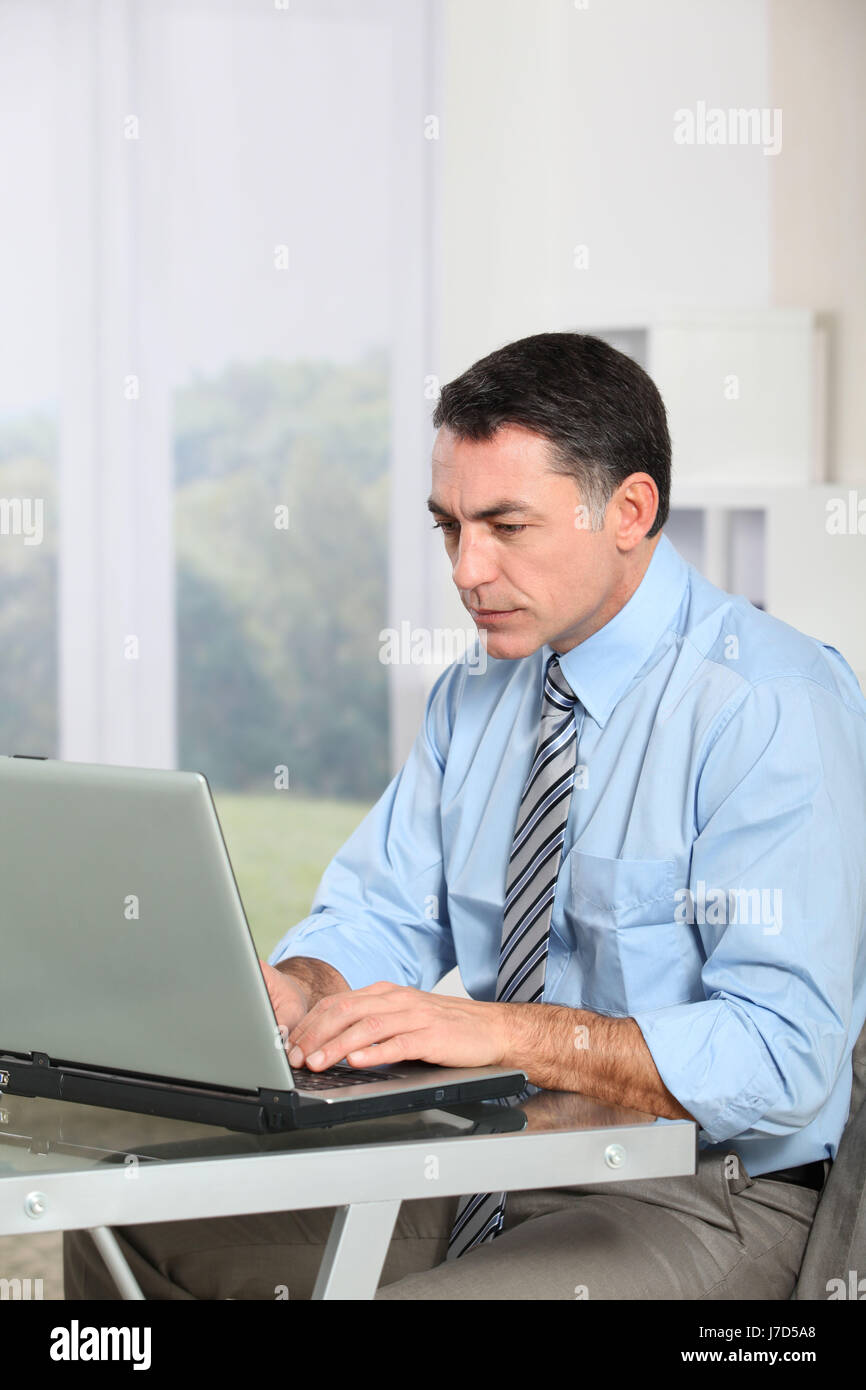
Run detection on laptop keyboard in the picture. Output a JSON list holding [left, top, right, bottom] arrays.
[[293, 1064, 406, 1092]]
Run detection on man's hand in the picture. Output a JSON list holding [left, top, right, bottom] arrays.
[[259, 960, 311, 1036], [260, 956, 350, 1036], [283, 979, 694, 1122], [268, 965, 693, 1123], [285, 983, 511, 1072]]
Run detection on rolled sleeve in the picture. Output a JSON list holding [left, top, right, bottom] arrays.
[[268, 665, 462, 991], [632, 676, 862, 1143]]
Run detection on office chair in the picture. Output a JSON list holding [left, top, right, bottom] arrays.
[[791, 1016, 866, 1299]]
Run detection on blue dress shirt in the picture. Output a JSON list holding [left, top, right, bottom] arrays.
[[270, 534, 866, 1177]]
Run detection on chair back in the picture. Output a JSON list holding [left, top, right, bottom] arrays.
[[792, 1015, 866, 1299]]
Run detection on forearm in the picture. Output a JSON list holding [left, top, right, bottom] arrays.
[[499, 1002, 694, 1122], [275, 956, 350, 1010]]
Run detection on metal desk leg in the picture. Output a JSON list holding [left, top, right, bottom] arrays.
[[86, 1203, 399, 1302], [87, 1226, 146, 1301], [312, 1200, 401, 1301]]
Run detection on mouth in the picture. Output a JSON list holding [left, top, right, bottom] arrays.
[[469, 606, 521, 626]]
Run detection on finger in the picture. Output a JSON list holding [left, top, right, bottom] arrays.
[[297, 1010, 430, 1071], [345, 1032, 432, 1067], [291, 981, 403, 1033], [352, 981, 410, 995], [295, 1008, 428, 1069], [288, 992, 401, 1049], [288, 990, 408, 1053]]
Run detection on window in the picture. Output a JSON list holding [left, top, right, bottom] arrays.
[[2, 0, 438, 955]]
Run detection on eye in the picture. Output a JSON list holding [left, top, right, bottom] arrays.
[[495, 524, 526, 535], [432, 520, 458, 535]]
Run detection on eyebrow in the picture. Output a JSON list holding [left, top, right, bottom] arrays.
[[426, 496, 539, 522]]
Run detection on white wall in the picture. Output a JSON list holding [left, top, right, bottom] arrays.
[[770, 0, 866, 485], [400, 0, 778, 759], [438, 0, 773, 375], [396, 0, 865, 770]]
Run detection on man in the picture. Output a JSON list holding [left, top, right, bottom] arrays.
[[65, 331, 866, 1300]]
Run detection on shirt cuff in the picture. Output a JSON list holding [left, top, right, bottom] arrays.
[[631, 999, 784, 1142]]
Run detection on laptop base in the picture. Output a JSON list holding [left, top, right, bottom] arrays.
[[0, 1051, 525, 1134]]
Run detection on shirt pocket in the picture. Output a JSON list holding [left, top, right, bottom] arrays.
[[553, 848, 702, 1015]]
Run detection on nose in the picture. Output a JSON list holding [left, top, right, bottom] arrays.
[[451, 528, 499, 596]]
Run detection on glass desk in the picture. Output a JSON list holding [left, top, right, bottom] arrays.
[[0, 1090, 697, 1299]]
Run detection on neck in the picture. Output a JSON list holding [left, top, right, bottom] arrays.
[[552, 535, 660, 653]]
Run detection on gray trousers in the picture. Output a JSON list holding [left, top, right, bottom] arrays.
[[62, 1151, 820, 1300]]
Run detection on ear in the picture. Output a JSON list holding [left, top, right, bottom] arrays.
[[612, 473, 659, 549]]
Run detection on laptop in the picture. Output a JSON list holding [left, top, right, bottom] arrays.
[[0, 755, 527, 1133]]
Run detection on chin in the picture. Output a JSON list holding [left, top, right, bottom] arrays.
[[480, 632, 541, 662]]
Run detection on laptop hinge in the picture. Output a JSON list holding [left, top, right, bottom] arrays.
[[257, 1088, 300, 1131], [257, 1089, 295, 1106]]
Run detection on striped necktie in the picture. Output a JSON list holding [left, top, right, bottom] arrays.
[[446, 653, 581, 1260]]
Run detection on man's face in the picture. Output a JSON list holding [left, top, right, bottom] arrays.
[[428, 424, 657, 660]]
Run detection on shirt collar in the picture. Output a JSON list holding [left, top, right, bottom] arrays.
[[547, 534, 689, 728]]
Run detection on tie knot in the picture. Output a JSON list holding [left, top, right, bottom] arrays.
[[543, 654, 578, 712]]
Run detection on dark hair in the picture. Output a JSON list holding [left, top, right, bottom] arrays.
[[431, 331, 670, 536]]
